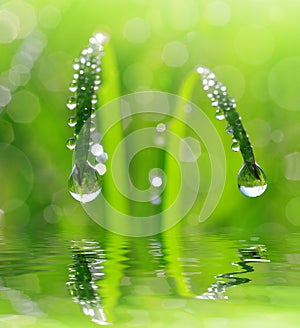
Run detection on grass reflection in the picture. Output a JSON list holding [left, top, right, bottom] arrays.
[[66, 235, 270, 325]]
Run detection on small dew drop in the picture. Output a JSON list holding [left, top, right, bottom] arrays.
[[226, 124, 233, 134], [68, 116, 77, 127], [91, 95, 98, 105], [66, 137, 76, 150], [215, 109, 225, 120], [238, 162, 267, 197], [66, 96, 77, 110], [208, 79, 215, 87], [90, 121, 96, 132], [68, 162, 102, 203], [231, 139, 240, 152]]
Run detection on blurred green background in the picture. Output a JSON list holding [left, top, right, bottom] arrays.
[[0, 0, 300, 235]]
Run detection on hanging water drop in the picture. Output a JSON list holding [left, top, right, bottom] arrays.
[[69, 82, 77, 93], [68, 161, 102, 203], [226, 124, 234, 134], [68, 116, 77, 127], [91, 94, 98, 105], [238, 162, 267, 197], [215, 109, 225, 120], [66, 137, 76, 150], [231, 139, 240, 152], [90, 121, 96, 132], [66, 96, 77, 110]]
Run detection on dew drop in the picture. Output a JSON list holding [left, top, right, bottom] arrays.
[[215, 109, 225, 120], [90, 121, 96, 132], [68, 116, 77, 127], [68, 161, 102, 203], [66, 137, 76, 150], [91, 94, 98, 105], [238, 162, 267, 197], [226, 124, 233, 134], [231, 139, 240, 152], [66, 96, 77, 110]]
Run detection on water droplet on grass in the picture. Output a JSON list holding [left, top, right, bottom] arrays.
[[231, 139, 240, 152], [238, 162, 267, 197], [226, 124, 233, 134], [215, 109, 225, 120], [68, 161, 102, 203], [68, 116, 77, 127], [66, 137, 76, 150], [66, 96, 76, 110]]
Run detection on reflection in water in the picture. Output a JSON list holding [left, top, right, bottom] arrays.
[[197, 245, 270, 300], [66, 240, 111, 325], [66, 236, 271, 325]]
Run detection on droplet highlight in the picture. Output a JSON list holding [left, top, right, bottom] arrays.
[[238, 162, 267, 197], [68, 161, 102, 203]]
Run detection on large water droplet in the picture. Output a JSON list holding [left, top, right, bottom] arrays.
[[68, 161, 102, 203], [238, 162, 267, 197]]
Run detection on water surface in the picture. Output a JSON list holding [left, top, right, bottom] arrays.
[[0, 227, 299, 327]]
